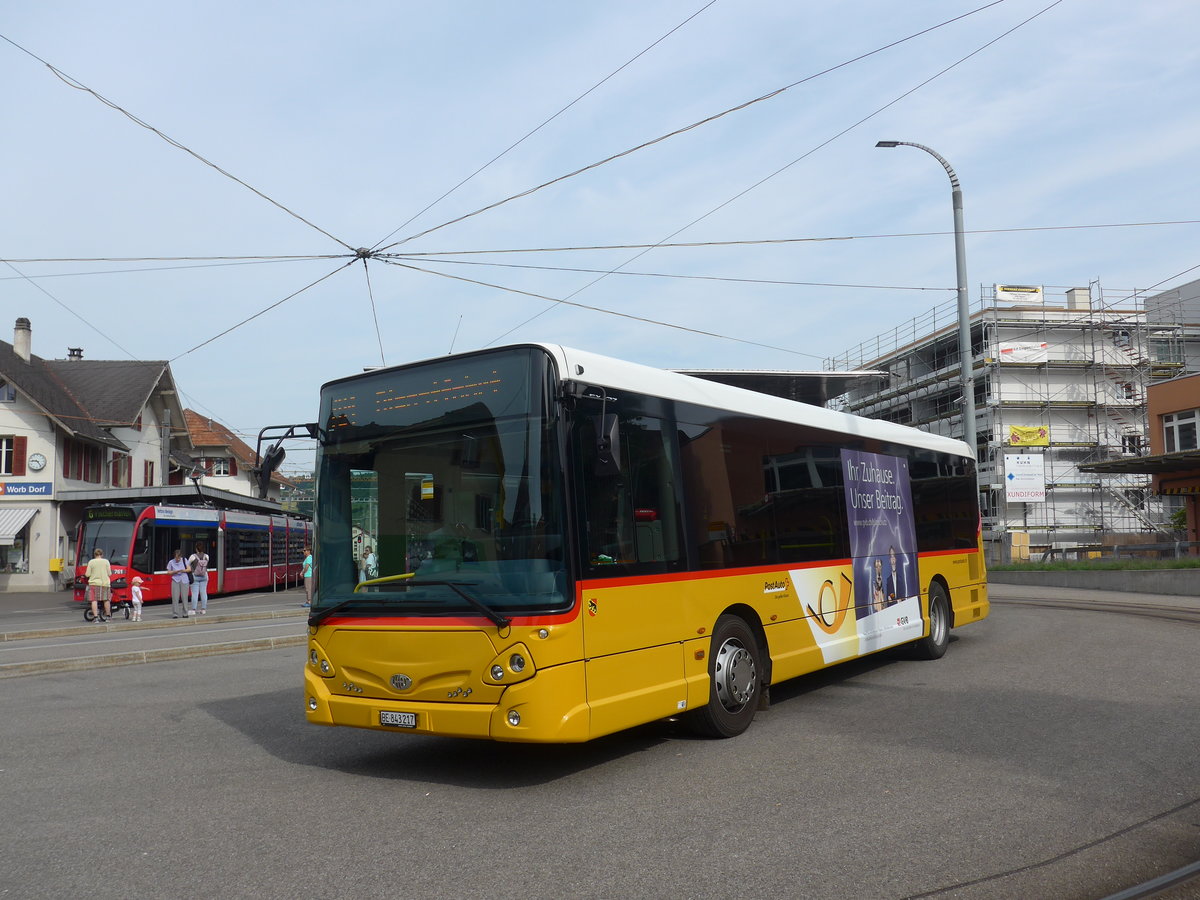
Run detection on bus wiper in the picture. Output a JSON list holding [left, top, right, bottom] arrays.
[[308, 598, 379, 627], [416, 580, 511, 629]]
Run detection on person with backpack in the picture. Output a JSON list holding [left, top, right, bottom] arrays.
[[188, 542, 211, 615]]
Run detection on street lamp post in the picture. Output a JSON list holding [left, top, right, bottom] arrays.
[[875, 141, 975, 458]]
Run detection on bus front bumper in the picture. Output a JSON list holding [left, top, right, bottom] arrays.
[[303, 662, 591, 743]]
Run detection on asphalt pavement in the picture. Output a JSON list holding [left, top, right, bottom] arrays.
[[0, 584, 310, 677], [3, 580, 1197, 679]]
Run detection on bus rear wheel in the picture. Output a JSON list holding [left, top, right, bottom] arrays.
[[687, 614, 762, 738], [911, 582, 950, 660]]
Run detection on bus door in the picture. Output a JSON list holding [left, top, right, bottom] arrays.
[[572, 402, 689, 735]]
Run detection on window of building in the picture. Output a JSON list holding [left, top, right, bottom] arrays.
[[1121, 434, 1143, 454], [1163, 409, 1198, 453], [144, 459, 155, 486], [0, 381, 15, 403], [111, 453, 132, 487], [1, 436, 16, 474], [199, 457, 236, 476], [62, 438, 104, 483]]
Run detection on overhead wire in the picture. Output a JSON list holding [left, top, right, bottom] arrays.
[[171, 260, 357, 361], [361, 258, 387, 367], [369, 0, 721, 251], [481, 0, 1066, 347], [0, 32, 354, 252], [381, 220, 1200, 258], [375, 0, 1011, 253], [377, 257, 827, 361], [406, 255, 952, 291], [0, 257, 344, 282]]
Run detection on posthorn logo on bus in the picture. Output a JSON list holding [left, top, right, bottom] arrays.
[[390, 674, 412, 691]]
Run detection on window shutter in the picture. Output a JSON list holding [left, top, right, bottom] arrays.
[[229, 457, 238, 477], [12, 436, 26, 476]]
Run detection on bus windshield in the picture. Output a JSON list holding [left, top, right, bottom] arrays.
[[78, 520, 134, 566], [313, 347, 569, 618]]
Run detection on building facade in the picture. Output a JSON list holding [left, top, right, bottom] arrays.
[[828, 282, 1200, 561], [1, 318, 289, 592]]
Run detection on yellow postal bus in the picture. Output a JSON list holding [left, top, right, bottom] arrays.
[[304, 344, 987, 741]]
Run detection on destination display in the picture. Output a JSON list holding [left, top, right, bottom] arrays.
[[323, 349, 541, 434]]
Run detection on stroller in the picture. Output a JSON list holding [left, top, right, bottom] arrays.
[[83, 590, 132, 622]]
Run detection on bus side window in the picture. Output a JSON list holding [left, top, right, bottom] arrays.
[[576, 412, 682, 571]]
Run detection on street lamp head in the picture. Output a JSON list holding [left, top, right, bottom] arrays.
[[875, 140, 901, 148]]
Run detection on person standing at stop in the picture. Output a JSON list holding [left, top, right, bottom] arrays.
[[85, 547, 113, 623], [188, 542, 211, 615], [167, 549, 190, 618]]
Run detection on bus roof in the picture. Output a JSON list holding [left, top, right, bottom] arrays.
[[324, 343, 973, 460]]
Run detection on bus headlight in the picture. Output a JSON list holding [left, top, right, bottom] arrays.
[[507, 709, 521, 726], [484, 643, 535, 685], [308, 697, 318, 711], [309, 644, 334, 677]]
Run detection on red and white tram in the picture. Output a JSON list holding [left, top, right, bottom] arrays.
[[73, 503, 311, 606]]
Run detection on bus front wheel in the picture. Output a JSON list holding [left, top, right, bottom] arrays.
[[687, 614, 762, 738], [911, 582, 950, 660]]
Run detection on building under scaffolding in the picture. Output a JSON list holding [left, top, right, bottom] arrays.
[[827, 280, 1200, 561]]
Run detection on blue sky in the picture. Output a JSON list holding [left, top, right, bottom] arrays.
[[3, 1, 1199, 471]]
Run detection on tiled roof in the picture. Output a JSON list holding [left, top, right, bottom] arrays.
[[183, 409, 293, 486], [0, 340, 128, 449], [45, 359, 172, 427]]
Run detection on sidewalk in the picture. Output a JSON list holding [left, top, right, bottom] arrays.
[[0, 586, 311, 677]]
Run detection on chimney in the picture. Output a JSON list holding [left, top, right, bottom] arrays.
[[67, 347, 84, 360], [1065, 287, 1091, 310], [14, 318, 31, 362]]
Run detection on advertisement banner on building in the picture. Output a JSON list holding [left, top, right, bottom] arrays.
[[1005, 454, 1046, 503], [995, 284, 1044, 305], [1008, 425, 1050, 446], [998, 341, 1048, 363]]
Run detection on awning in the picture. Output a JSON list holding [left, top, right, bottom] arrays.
[[0, 507, 38, 545]]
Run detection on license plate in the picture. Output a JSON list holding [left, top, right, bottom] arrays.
[[380, 710, 417, 728]]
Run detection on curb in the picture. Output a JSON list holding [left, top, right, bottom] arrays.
[[0, 608, 307, 643], [0, 634, 307, 679]]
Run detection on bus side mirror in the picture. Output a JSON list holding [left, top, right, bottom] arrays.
[[594, 414, 622, 477], [257, 442, 286, 498]]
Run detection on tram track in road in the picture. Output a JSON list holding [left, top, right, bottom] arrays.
[[992, 596, 1200, 627]]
